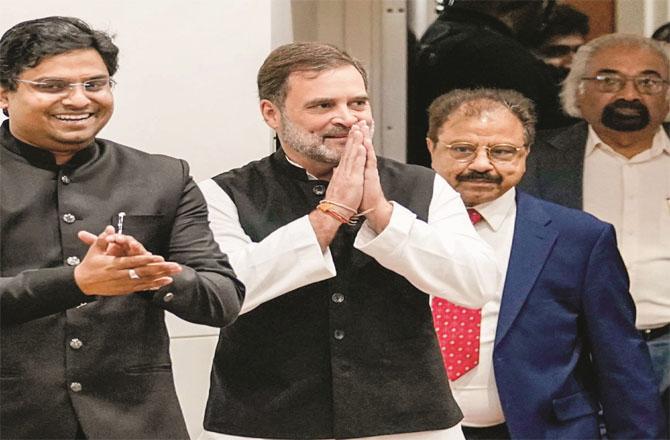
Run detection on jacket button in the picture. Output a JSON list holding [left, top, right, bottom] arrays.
[[62, 213, 76, 224], [69, 338, 83, 350], [331, 293, 345, 303], [163, 292, 174, 302], [60, 175, 71, 184], [70, 382, 82, 392], [334, 329, 345, 340], [66, 256, 81, 266], [312, 184, 325, 195]]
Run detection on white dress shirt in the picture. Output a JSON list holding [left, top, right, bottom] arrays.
[[445, 188, 516, 428], [197, 157, 500, 440], [583, 126, 670, 329]]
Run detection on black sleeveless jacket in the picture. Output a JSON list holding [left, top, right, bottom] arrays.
[[204, 150, 462, 438]]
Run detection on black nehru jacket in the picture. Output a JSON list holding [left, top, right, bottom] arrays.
[[204, 149, 463, 439], [0, 121, 243, 439]]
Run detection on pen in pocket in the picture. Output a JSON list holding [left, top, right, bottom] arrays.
[[117, 212, 126, 234]]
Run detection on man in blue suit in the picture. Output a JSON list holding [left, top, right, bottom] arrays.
[[426, 88, 666, 438]]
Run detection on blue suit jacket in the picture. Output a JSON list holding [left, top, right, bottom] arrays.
[[492, 191, 666, 438]]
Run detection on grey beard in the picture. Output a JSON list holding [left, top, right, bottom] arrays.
[[280, 115, 342, 164]]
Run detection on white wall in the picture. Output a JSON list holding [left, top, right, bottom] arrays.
[[1, 2, 275, 437], [617, 0, 670, 37]]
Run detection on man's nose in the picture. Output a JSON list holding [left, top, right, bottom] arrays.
[[618, 79, 641, 100], [562, 54, 574, 69], [467, 149, 494, 172], [331, 106, 358, 126], [61, 85, 92, 106]]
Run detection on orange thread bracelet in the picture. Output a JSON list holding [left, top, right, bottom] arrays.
[[318, 199, 357, 215], [316, 201, 377, 226], [317, 203, 351, 224]]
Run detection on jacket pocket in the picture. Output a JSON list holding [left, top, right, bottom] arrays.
[[552, 390, 598, 421], [111, 214, 167, 251], [0, 368, 20, 379], [124, 363, 172, 375]]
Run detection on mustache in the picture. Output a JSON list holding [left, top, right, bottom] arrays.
[[601, 99, 650, 132], [609, 99, 647, 112], [457, 171, 502, 184], [321, 129, 350, 138]]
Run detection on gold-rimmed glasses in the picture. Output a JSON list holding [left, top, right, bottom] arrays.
[[437, 142, 526, 163]]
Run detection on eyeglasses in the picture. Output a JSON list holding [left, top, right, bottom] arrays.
[[438, 142, 525, 163], [581, 73, 669, 95], [15, 78, 115, 95]]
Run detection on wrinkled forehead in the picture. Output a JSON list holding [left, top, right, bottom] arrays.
[[588, 43, 670, 77], [439, 103, 525, 140], [443, 100, 519, 129], [284, 65, 367, 101]]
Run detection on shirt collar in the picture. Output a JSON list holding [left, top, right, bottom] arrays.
[[284, 153, 320, 181], [470, 187, 516, 232], [585, 124, 670, 159], [1, 119, 98, 171]]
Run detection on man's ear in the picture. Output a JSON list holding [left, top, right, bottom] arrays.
[[0, 86, 9, 115], [260, 99, 280, 130], [426, 137, 435, 155]]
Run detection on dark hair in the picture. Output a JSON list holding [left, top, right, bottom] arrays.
[[0, 16, 118, 91], [536, 4, 589, 45], [257, 42, 368, 107], [653, 22, 670, 43], [444, 0, 549, 16], [427, 88, 537, 146]]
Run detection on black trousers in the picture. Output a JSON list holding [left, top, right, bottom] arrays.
[[75, 422, 87, 440], [462, 423, 510, 440]]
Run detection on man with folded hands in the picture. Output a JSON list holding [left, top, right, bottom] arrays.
[[198, 42, 499, 440]]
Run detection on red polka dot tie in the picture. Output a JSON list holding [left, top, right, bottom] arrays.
[[432, 208, 483, 381]]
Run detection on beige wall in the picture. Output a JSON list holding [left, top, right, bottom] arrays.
[[617, 0, 670, 36]]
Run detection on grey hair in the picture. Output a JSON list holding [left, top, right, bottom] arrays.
[[561, 33, 670, 117], [427, 88, 537, 146]]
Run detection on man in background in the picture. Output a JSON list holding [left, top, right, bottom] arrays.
[[520, 34, 670, 429], [531, 4, 589, 80], [409, 0, 573, 167], [0, 16, 244, 439], [427, 87, 665, 438]]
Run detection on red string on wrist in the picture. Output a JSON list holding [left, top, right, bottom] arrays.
[[317, 202, 351, 224]]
